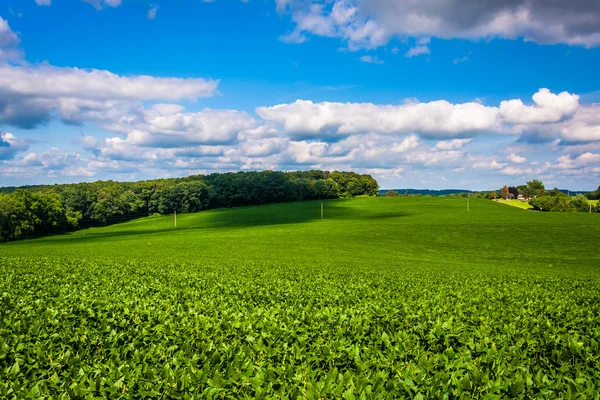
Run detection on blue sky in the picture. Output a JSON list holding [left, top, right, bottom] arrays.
[[1, 0, 599, 190]]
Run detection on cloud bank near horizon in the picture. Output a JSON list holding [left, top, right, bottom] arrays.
[[0, 13, 599, 190]]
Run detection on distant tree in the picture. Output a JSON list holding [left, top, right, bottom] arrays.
[[0, 170, 380, 242], [586, 186, 600, 200], [500, 186, 509, 199], [526, 180, 546, 197], [508, 186, 519, 198], [529, 194, 590, 212], [385, 190, 399, 197], [404, 190, 409, 197], [570, 195, 590, 212], [314, 179, 339, 199]]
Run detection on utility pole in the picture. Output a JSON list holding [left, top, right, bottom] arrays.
[[321, 202, 324, 219], [467, 194, 470, 212], [591, 203, 593, 213], [174, 210, 177, 227]]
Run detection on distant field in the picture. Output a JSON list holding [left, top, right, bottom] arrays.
[[1, 197, 599, 398], [496, 198, 534, 209]]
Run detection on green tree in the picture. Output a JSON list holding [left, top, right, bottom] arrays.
[[526, 180, 546, 198], [314, 179, 339, 199], [570, 195, 590, 212]]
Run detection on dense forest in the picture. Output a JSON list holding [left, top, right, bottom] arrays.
[[0, 170, 379, 242]]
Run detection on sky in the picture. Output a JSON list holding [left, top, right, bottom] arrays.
[[0, 0, 599, 190]]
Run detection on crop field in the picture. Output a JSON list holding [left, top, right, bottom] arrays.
[[1, 197, 600, 398]]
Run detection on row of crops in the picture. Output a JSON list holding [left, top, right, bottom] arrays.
[[1, 257, 599, 398]]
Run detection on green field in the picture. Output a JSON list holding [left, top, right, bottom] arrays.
[[1, 197, 600, 398], [496, 199, 534, 210]]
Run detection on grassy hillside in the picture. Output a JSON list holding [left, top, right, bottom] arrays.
[[1, 197, 600, 398], [3, 197, 598, 270]]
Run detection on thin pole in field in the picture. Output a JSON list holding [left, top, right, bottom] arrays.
[[467, 194, 470, 212], [321, 202, 324, 219], [174, 210, 177, 227], [591, 203, 593, 213]]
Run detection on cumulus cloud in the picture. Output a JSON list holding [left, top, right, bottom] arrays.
[[0, 64, 218, 101], [0, 17, 22, 61], [557, 152, 600, 169], [35, 0, 52, 5], [556, 105, 600, 142], [276, 0, 600, 50], [257, 98, 501, 139], [507, 153, 527, 163], [0, 64, 219, 128], [435, 138, 472, 150], [278, 1, 387, 50], [0, 132, 29, 160], [122, 109, 257, 147], [472, 159, 507, 170], [391, 135, 419, 152], [501, 162, 552, 176], [499, 88, 580, 124], [252, 89, 599, 145], [3, 82, 600, 188]]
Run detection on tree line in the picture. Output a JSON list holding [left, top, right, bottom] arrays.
[[493, 180, 598, 212], [0, 170, 379, 242]]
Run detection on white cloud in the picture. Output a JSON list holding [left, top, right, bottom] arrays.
[[35, 0, 52, 5], [404, 150, 464, 166], [0, 17, 22, 61], [501, 162, 551, 176], [391, 135, 419, 152], [507, 153, 527, 163], [499, 88, 579, 124], [359, 55, 383, 64], [557, 152, 600, 169], [256, 98, 501, 139], [0, 64, 219, 128], [472, 159, 506, 170], [435, 138, 472, 150], [122, 109, 257, 147], [405, 45, 430, 58], [278, 1, 388, 50], [556, 105, 600, 142], [0, 64, 218, 102], [0, 132, 29, 160], [2, 78, 599, 188], [240, 137, 289, 157], [82, 0, 122, 11], [147, 4, 158, 19], [453, 53, 470, 64], [277, 0, 600, 50]]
